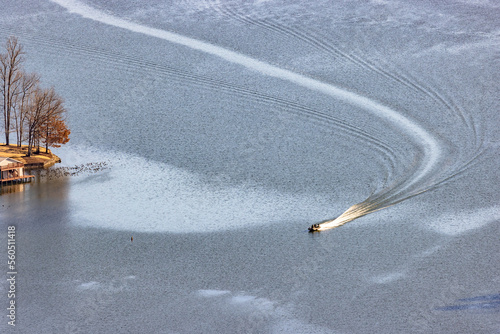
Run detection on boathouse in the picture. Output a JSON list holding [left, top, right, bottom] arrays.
[[0, 157, 34, 185]]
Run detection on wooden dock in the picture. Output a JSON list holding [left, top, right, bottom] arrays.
[[0, 175, 35, 185], [0, 158, 35, 187]]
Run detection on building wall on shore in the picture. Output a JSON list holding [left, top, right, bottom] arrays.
[[0, 158, 26, 180]]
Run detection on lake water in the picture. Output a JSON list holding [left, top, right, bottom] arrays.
[[1, 0, 499, 333]]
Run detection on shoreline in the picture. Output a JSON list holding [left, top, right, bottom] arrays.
[[0, 143, 61, 169]]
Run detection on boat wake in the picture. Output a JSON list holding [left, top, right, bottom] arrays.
[[49, 0, 481, 231]]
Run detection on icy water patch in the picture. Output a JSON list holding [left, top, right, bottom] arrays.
[[57, 145, 335, 233], [426, 206, 500, 235], [194, 289, 336, 333], [198, 289, 231, 298], [369, 271, 406, 284], [76, 281, 101, 291]]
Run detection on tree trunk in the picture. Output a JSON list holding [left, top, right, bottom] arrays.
[[5, 82, 10, 145], [2, 80, 7, 145], [27, 127, 32, 157], [45, 124, 49, 152], [1, 37, 24, 146]]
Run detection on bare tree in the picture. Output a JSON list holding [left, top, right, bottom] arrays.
[[1, 36, 70, 154], [0, 36, 24, 145], [13, 71, 39, 146], [26, 87, 65, 156]]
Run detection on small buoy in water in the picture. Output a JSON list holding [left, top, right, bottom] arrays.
[[131, 236, 133, 242]]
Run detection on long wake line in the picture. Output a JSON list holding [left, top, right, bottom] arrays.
[[50, 0, 442, 230]]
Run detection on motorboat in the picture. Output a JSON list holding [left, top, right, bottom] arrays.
[[308, 224, 321, 232]]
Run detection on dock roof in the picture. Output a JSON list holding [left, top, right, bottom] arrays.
[[0, 157, 23, 167]]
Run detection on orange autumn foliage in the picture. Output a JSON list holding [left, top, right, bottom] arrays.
[[43, 117, 70, 148]]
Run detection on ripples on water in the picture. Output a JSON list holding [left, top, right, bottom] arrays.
[[44, 0, 488, 232], [0, 1, 499, 333]]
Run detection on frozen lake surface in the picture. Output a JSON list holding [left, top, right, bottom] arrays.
[[1, 0, 499, 332]]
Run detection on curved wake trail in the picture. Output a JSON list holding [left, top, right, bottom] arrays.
[[50, 0, 442, 230]]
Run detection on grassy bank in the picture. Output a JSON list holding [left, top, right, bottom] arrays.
[[0, 143, 61, 169]]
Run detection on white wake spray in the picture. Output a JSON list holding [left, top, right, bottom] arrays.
[[50, 0, 442, 230]]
